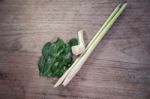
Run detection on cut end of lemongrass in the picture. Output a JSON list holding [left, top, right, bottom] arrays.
[[53, 72, 67, 88], [62, 81, 67, 86], [54, 82, 60, 88], [53, 64, 75, 88]]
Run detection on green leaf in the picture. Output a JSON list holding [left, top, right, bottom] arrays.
[[38, 37, 77, 78], [42, 42, 52, 58], [68, 38, 78, 47], [45, 56, 56, 75], [38, 56, 45, 74], [55, 38, 65, 51]]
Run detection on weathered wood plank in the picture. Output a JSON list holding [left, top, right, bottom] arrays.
[[0, 0, 150, 99]]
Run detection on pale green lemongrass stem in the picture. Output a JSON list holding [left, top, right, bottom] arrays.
[[86, 3, 121, 49], [54, 4, 122, 87], [63, 3, 127, 86], [54, 65, 73, 87], [54, 50, 81, 87]]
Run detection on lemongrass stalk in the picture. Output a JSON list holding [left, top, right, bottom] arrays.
[[54, 4, 122, 87], [63, 3, 127, 86], [86, 3, 122, 49], [54, 3, 127, 87]]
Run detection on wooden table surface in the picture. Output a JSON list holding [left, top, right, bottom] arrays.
[[0, 0, 150, 99]]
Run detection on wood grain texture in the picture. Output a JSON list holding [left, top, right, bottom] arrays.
[[0, 0, 150, 99]]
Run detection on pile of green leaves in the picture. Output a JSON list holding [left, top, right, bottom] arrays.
[[38, 38, 78, 78]]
